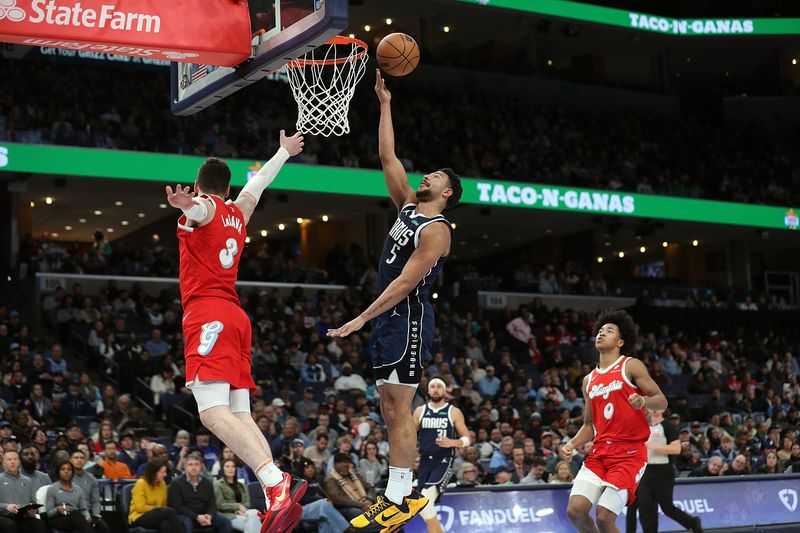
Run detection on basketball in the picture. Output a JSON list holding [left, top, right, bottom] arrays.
[[376, 33, 420, 77]]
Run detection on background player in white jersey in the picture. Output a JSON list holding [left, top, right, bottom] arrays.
[[166, 130, 305, 533], [327, 70, 462, 532], [413, 377, 471, 533]]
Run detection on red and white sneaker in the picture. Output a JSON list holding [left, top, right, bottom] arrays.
[[259, 473, 308, 533]]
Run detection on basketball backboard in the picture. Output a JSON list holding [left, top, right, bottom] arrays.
[[170, 0, 348, 116]]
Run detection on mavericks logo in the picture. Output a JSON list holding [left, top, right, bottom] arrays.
[[779, 489, 797, 512], [476, 182, 635, 214]]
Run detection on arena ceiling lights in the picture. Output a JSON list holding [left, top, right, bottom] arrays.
[[452, 0, 800, 37], [1, 142, 797, 232]]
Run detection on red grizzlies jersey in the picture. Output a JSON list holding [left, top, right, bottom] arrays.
[[177, 196, 246, 309], [586, 355, 649, 444]]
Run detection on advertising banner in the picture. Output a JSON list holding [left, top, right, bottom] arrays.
[[452, 0, 800, 37], [0, 0, 251, 66], [0, 142, 797, 231], [403, 477, 800, 532]]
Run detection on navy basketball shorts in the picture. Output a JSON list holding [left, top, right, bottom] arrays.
[[371, 299, 434, 387], [417, 452, 456, 495]]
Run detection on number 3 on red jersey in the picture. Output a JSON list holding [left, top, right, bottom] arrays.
[[219, 238, 239, 269]]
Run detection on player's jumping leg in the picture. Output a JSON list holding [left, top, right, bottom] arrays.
[[567, 495, 601, 533], [350, 382, 428, 531], [195, 386, 306, 533]]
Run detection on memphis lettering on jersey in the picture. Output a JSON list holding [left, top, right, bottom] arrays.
[[421, 417, 449, 430], [588, 380, 624, 400], [222, 214, 242, 234], [388, 218, 415, 246]]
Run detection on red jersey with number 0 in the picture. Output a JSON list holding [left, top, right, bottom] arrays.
[[586, 355, 649, 444], [177, 195, 245, 309]]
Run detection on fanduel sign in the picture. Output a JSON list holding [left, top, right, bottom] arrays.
[[0, 0, 251, 66], [404, 476, 800, 532], [476, 182, 636, 214]]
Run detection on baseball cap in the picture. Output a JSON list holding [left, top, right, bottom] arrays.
[[304, 386, 315, 394], [120, 431, 135, 441], [670, 413, 680, 419], [530, 412, 542, 419], [0, 421, 11, 428], [691, 421, 701, 428], [9, 342, 20, 350], [541, 430, 554, 437], [367, 412, 381, 423], [291, 438, 305, 448], [680, 427, 690, 434], [271, 398, 286, 408], [495, 465, 513, 474]]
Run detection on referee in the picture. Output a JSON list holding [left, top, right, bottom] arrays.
[[626, 409, 703, 533]]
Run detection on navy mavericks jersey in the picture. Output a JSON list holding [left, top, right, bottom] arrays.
[[378, 203, 451, 303], [419, 403, 456, 457]]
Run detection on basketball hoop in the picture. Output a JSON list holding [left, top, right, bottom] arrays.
[[285, 36, 369, 137]]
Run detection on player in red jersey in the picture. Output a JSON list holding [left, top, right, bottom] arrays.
[[561, 310, 667, 533], [166, 130, 305, 533]]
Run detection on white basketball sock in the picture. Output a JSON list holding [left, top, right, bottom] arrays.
[[385, 466, 412, 505]]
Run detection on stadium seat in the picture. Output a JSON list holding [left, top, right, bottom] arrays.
[[119, 483, 158, 533]]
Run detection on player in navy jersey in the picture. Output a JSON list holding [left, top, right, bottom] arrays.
[[327, 70, 463, 532], [414, 377, 471, 533]]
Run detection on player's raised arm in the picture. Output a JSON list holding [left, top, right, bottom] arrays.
[[560, 375, 595, 460], [166, 184, 215, 227], [625, 358, 668, 411], [376, 69, 416, 210], [327, 222, 450, 338], [234, 130, 304, 224]]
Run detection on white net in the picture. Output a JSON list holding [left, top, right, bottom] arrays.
[[285, 37, 368, 137]]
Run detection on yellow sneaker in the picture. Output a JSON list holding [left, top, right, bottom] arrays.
[[350, 490, 429, 532]]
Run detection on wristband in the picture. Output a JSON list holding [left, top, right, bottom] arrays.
[[182, 199, 208, 221], [460, 436, 470, 448]]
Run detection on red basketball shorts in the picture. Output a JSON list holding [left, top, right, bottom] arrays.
[[182, 297, 255, 391]]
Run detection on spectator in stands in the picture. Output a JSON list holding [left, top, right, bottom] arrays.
[[44, 460, 93, 533], [519, 457, 548, 484], [712, 435, 736, 465], [27, 383, 52, 421], [301, 354, 327, 384], [119, 406, 155, 436], [117, 431, 142, 473], [295, 387, 320, 419], [98, 441, 132, 480], [19, 445, 50, 493], [455, 462, 479, 487], [193, 427, 221, 472], [168, 454, 232, 533], [43, 396, 72, 430], [70, 449, 110, 533], [48, 343, 70, 378], [213, 458, 261, 533], [477, 365, 501, 398], [308, 412, 338, 444], [170, 430, 191, 473], [91, 422, 117, 454], [0, 450, 47, 533], [690, 455, 726, 477], [783, 443, 800, 472], [64, 381, 94, 418], [726, 454, 751, 476], [491, 465, 515, 486], [129, 459, 183, 532], [269, 417, 305, 460], [757, 450, 783, 474], [509, 445, 529, 483], [549, 460, 574, 483], [489, 436, 514, 472], [150, 367, 176, 407], [322, 453, 375, 521], [358, 441, 387, 485], [291, 457, 352, 532], [333, 363, 367, 394], [304, 433, 331, 473], [138, 443, 176, 483], [144, 329, 170, 358]]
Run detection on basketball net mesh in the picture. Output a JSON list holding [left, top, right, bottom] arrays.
[[285, 39, 368, 137]]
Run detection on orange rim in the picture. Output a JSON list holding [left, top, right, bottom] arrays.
[[286, 35, 369, 67]]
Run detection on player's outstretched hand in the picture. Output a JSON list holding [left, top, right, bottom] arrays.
[[280, 129, 304, 157], [327, 315, 366, 338], [374, 68, 391, 104], [165, 184, 196, 210], [628, 393, 645, 410]]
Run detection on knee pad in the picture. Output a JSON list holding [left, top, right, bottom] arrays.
[[598, 487, 628, 516], [420, 486, 439, 520], [229, 388, 251, 414], [189, 377, 231, 412]]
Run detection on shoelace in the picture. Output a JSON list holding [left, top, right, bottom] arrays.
[[364, 496, 393, 519]]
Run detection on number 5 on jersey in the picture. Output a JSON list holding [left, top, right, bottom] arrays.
[[198, 321, 224, 356], [386, 243, 400, 264]]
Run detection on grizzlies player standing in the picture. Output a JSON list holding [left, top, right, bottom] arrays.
[[414, 377, 471, 533], [327, 69, 463, 533]]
